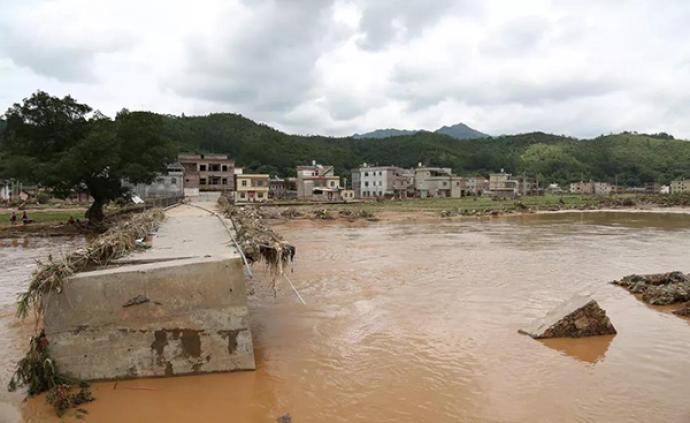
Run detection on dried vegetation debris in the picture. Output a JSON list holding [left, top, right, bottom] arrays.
[[16, 209, 164, 319], [217, 197, 295, 272]]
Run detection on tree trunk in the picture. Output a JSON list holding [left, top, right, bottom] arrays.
[[85, 198, 104, 223]]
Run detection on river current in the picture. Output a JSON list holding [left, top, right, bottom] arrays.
[[2, 212, 690, 422]]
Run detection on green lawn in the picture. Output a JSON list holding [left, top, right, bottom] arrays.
[[0, 209, 86, 226]]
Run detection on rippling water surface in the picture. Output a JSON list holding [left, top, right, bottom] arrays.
[[4, 212, 690, 422]]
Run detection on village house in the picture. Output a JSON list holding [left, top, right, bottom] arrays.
[[515, 175, 541, 196], [593, 182, 612, 195], [671, 179, 690, 194], [269, 177, 286, 199], [341, 189, 356, 202], [464, 176, 489, 196], [123, 163, 185, 200], [178, 153, 235, 196], [351, 164, 413, 199], [296, 162, 342, 201], [234, 173, 270, 203], [569, 181, 612, 195], [489, 170, 519, 199], [414, 166, 464, 198], [0, 180, 13, 202], [545, 183, 564, 194]]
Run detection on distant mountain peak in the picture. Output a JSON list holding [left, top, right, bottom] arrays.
[[434, 123, 489, 139], [353, 122, 488, 140], [352, 128, 419, 139]]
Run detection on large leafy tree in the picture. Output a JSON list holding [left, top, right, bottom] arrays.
[[1, 91, 176, 222]]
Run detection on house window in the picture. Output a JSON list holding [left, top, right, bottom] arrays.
[[200, 178, 207, 185], [258, 193, 264, 199], [199, 164, 207, 171], [222, 165, 228, 172], [329, 181, 335, 187], [210, 164, 220, 172], [256, 180, 264, 187], [364, 172, 369, 177], [240, 192, 246, 199], [364, 181, 369, 187], [222, 178, 228, 185], [171, 178, 177, 184], [241, 180, 247, 187], [443, 181, 448, 186]]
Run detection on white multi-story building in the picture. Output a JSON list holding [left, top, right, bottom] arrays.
[[671, 179, 690, 194], [351, 164, 412, 198]]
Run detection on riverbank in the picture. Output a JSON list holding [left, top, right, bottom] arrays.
[[251, 194, 690, 223]]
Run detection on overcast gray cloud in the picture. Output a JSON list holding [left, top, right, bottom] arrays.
[[1, 0, 690, 139]]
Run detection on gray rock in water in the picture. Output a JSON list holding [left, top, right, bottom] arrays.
[[673, 302, 690, 317], [612, 271, 690, 305], [519, 295, 617, 339]]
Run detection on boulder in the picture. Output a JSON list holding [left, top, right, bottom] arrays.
[[519, 295, 617, 339], [672, 302, 690, 317], [612, 271, 690, 305]]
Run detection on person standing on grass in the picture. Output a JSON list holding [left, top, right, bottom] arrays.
[[10, 211, 17, 225], [21, 211, 32, 225]]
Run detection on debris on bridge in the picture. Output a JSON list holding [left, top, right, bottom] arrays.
[[218, 197, 295, 273]]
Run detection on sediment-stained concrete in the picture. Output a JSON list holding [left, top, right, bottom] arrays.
[[519, 295, 617, 339], [43, 203, 255, 380]]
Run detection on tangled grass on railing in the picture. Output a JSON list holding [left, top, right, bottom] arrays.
[[9, 209, 164, 417], [16, 210, 164, 320], [217, 198, 295, 296]]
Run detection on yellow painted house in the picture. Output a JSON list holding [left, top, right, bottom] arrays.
[[234, 174, 270, 203]]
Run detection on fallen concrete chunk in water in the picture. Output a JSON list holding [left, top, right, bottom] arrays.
[[672, 302, 690, 317], [612, 271, 690, 305], [519, 295, 617, 339]]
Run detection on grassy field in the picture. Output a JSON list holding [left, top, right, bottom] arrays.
[[0, 209, 86, 226], [261, 194, 690, 219], [272, 194, 630, 213]]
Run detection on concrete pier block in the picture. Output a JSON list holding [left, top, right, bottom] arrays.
[[42, 204, 255, 381]]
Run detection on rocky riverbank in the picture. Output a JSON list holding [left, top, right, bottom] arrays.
[[612, 271, 690, 316]]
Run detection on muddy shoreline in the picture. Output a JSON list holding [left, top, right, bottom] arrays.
[[256, 204, 690, 225]]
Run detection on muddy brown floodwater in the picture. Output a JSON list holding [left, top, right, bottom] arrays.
[[3, 212, 690, 422]]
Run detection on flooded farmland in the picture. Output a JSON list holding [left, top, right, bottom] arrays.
[[3, 212, 690, 422]]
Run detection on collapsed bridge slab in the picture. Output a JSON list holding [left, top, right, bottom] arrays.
[[43, 203, 255, 380]]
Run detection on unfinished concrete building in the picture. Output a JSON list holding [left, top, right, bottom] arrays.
[[296, 162, 341, 201], [178, 154, 235, 196], [414, 166, 465, 198]]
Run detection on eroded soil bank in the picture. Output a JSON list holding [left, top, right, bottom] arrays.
[[5, 211, 690, 422]]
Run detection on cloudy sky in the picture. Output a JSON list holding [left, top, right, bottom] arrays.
[[1, 0, 689, 138]]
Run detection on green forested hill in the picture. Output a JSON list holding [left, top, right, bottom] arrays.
[[2, 110, 688, 186], [162, 114, 690, 185]]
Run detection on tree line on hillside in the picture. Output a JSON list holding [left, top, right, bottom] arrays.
[[0, 91, 175, 222], [2, 91, 690, 220]]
